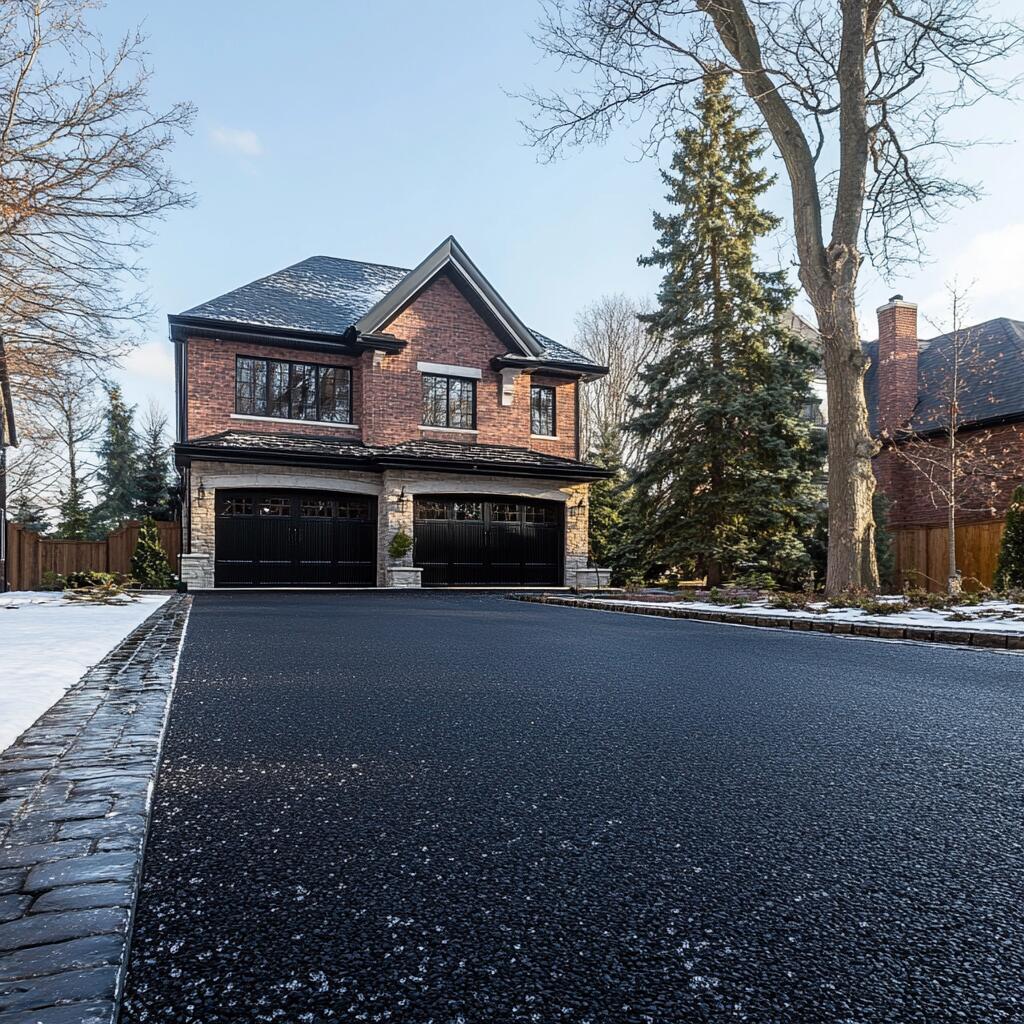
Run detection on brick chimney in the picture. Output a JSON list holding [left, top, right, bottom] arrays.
[[876, 295, 918, 435]]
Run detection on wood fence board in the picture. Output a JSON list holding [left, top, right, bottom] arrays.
[[892, 520, 1005, 592], [3, 520, 180, 591]]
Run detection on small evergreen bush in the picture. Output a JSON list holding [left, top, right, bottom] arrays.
[[994, 485, 1024, 591], [130, 517, 175, 588], [388, 530, 413, 560]]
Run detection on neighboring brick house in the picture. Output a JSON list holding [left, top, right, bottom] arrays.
[[172, 236, 610, 589], [865, 297, 1024, 529]]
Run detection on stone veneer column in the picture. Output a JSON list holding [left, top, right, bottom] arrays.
[[379, 470, 415, 586], [563, 483, 590, 586]]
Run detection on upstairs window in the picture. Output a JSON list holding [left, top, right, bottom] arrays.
[[530, 384, 556, 436], [235, 356, 352, 423], [422, 374, 476, 429]]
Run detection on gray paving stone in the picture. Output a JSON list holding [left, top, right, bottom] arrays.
[[33, 802, 111, 825], [0, 934, 123, 982], [0, 965, 116, 1014], [29, 884, 132, 914], [0, 908, 126, 952], [0, 897, 31, 925], [56, 817, 144, 842], [0, 875, 24, 898], [0, 844, 90, 871], [68, 779, 147, 799], [3, 823, 57, 847], [0, 999, 114, 1023], [24, 853, 136, 894]]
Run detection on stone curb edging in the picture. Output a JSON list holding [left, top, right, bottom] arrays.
[[509, 594, 1024, 651], [0, 595, 192, 1024]]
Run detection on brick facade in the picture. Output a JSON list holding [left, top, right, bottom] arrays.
[[184, 275, 578, 459]]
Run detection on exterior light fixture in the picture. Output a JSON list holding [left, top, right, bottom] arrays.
[[196, 479, 207, 505]]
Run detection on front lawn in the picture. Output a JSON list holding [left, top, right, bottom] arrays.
[[0, 591, 170, 753]]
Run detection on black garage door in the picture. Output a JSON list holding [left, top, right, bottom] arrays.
[[413, 496, 563, 587], [215, 489, 376, 587]]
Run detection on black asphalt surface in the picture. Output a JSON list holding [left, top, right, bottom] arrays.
[[121, 593, 1024, 1023]]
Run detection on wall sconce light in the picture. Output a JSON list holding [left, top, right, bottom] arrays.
[[196, 479, 207, 505]]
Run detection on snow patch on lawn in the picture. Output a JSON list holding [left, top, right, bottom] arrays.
[[594, 596, 1024, 633], [0, 592, 169, 754]]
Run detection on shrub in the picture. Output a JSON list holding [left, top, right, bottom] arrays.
[[130, 517, 175, 588], [65, 570, 118, 589], [995, 484, 1024, 591], [729, 570, 778, 591], [39, 570, 67, 591], [388, 530, 413, 560]]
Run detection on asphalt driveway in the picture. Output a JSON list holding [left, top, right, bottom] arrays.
[[121, 592, 1024, 1023]]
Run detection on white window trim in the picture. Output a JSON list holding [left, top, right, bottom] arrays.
[[419, 425, 478, 435], [230, 413, 359, 430], [530, 433, 559, 440], [416, 361, 482, 380]]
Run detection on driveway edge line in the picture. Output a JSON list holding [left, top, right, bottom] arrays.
[[508, 594, 1024, 652], [0, 595, 192, 1023]]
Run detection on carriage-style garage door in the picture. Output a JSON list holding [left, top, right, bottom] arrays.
[[215, 489, 376, 587], [413, 496, 563, 587]]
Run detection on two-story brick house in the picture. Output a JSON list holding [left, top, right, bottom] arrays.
[[173, 237, 610, 589]]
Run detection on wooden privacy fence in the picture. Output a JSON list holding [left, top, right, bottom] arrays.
[[892, 520, 1005, 592], [4, 519, 180, 591]]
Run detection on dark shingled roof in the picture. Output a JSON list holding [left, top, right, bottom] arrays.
[[865, 317, 1024, 434], [179, 255, 594, 369], [180, 431, 610, 479]]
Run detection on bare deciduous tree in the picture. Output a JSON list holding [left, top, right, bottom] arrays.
[[0, 0, 195, 376], [573, 293, 659, 462], [883, 285, 1012, 594], [521, 0, 1021, 594]]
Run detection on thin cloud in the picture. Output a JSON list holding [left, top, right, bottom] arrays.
[[209, 126, 265, 158]]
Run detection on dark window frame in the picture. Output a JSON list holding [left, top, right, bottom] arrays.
[[421, 373, 477, 429], [530, 384, 557, 436], [235, 356, 353, 424]]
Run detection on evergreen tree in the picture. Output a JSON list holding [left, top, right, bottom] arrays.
[[130, 516, 174, 587], [587, 426, 628, 567], [994, 485, 1024, 591], [628, 72, 821, 587], [10, 493, 50, 534], [55, 474, 93, 539], [93, 386, 138, 531], [135, 407, 173, 519]]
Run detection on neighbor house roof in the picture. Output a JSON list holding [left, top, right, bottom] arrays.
[[176, 431, 613, 482], [864, 317, 1024, 435], [170, 236, 603, 375]]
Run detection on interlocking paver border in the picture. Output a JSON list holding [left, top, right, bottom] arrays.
[[0, 595, 191, 1023], [509, 593, 1024, 651]]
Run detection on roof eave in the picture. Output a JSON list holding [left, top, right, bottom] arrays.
[[491, 354, 609, 379]]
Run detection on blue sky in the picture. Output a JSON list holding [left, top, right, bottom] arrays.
[[99, 1, 1024, 421]]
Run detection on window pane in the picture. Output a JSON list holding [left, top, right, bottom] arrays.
[[220, 496, 254, 517], [336, 498, 371, 521], [259, 496, 291, 517], [524, 504, 557, 524], [531, 386, 555, 435], [452, 501, 482, 521], [491, 502, 520, 523], [268, 362, 290, 418], [301, 498, 333, 518], [415, 500, 448, 521], [448, 378, 475, 428], [290, 363, 317, 420], [318, 366, 351, 423], [422, 375, 448, 427], [235, 358, 267, 416]]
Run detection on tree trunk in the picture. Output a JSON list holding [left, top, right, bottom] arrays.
[[812, 284, 879, 595]]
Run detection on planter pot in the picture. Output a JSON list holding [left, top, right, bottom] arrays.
[[386, 566, 423, 589]]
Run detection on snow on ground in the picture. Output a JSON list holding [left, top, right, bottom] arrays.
[[0, 592, 169, 754], [594, 595, 1024, 633]]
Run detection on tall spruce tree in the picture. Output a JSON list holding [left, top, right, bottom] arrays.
[[93, 385, 138, 532], [135, 407, 173, 520], [587, 426, 628, 568], [10, 493, 50, 534], [628, 72, 821, 587], [55, 474, 93, 539]]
